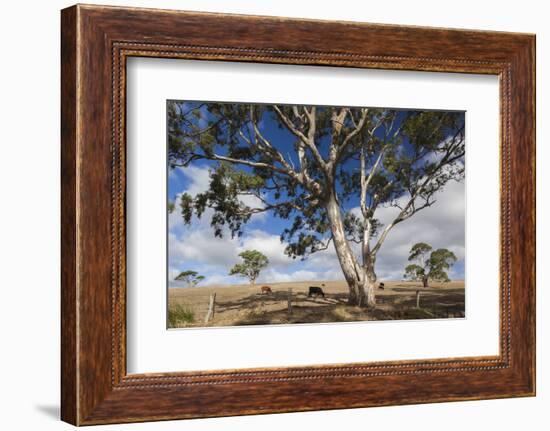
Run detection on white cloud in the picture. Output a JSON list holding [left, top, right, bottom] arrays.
[[178, 165, 211, 196], [172, 164, 267, 223], [169, 167, 465, 284], [169, 229, 238, 267], [168, 267, 180, 281], [202, 273, 238, 286], [257, 268, 318, 283], [372, 179, 465, 280], [238, 230, 292, 266]]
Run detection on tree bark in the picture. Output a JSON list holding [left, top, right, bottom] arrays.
[[422, 276, 429, 288], [325, 193, 369, 306], [361, 255, 377, 308]]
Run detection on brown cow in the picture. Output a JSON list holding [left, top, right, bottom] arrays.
[[261, 286, 272, 295]]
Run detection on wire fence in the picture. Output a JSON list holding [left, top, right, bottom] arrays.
[[168, 293, 216, 326], [169, 288, 296, 327], [168, 285, 465, 327]]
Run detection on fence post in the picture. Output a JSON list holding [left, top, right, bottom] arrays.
[[287, 288, 292, 317], [205, 293, 216, 324], [415, 290, 421, 308], [212, 292, 216, 319]]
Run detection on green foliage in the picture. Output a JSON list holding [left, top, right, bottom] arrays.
[[168, 101, 464, 267], [408, 242, 432, 262], [167, 200, 175, 214], [177, 164, 272, 238], [174, 270, 205, 287], [404, 263, 426, 280], [168, 304, 196, 327], [428, 248, 457, 282], [229, 250, 269, 285], [404, 242, 457, 285]]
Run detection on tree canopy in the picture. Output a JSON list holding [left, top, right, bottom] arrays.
[[404, 242, 457, 287], [174, 270, 205, 287], [229, 249, 269, 285]]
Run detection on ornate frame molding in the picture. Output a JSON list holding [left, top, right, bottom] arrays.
[[61, 5, 535, 425]]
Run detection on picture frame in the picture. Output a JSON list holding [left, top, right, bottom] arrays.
[[61, 4, 535, 425]]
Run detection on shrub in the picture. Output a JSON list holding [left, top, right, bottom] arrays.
[[168, 303, 195, 327]]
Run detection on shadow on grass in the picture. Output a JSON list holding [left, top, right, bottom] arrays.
[[175, 286, 466, 327], [217, 290, 348, 312]]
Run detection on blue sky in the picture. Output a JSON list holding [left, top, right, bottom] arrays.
[[168, 103, 465, 287]]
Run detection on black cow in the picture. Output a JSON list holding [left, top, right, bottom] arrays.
[[378, 282, 385, 290], [308, 286, 325, 298]]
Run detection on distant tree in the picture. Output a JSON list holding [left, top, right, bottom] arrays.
[[169, 101, 464, 306], [229, 250, 269, 285], [404, 242, 457, 287], [175, 270, 205, 287]]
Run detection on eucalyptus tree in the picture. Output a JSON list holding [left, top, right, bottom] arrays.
[[404, 242, 458, 287], [174, 270, 205, 287], [229, 250, 269, 286], [168, 101, 464, 307]]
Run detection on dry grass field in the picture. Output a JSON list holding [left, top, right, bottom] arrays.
[[168, 280, 465, 328]]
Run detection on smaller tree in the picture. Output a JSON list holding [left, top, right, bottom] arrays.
[[404, 242, 457, 287], [175, 270, 205, 287], [229, 250, 269, 285]]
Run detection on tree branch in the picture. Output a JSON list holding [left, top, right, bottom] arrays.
[[273, 105, 309, 143], [273, 105, 326, 169], [240, 191, 298, 213], [172, 153, 291, 177], [331, 108, 370, 164], [360, 144, 387, 218], [340, 109, 369, 150], [314, 235, 334, 251], [181, 118, 224, 138], [370, 130, 465, 256]]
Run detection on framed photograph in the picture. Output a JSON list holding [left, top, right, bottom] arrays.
[[61, 4, 535, 425], [164, 99, 467, 329]]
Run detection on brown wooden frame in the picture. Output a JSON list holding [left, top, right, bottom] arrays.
[[61, 4, 536, 426]]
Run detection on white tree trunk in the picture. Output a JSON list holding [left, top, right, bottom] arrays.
[[358, 218, 377, 307], [325, 193, 369, 306], [362, 263, 377, 308]]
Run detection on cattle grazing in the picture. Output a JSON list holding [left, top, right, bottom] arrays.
[[260, 286, 272, 295], [378, 282, 385, 290], [308, 286, 325, 298]]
